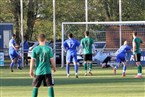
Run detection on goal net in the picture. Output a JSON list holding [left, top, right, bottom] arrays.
[[61, 21, 145, 67]]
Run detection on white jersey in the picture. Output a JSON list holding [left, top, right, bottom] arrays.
[[94, 51, 107, 62]]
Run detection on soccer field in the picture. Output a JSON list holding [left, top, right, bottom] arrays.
[[0, 66, 145, 97]]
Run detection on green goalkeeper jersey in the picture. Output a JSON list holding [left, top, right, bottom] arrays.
[[31, 45, 53, 75], [81, 37, 94, 54], [132, 37, 142, 54]]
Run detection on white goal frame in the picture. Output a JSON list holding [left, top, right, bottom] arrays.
[[61, 21, 145, 67]]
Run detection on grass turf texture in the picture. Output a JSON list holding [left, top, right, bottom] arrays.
[[0, 66, 145, 97]]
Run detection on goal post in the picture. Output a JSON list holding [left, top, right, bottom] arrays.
[[61, 21, 145, 67]]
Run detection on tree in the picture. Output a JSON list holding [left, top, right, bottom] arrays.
[[9, 0, 21, 43], [0, 0, 145, 42]]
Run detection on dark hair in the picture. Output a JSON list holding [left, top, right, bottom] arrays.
[[133, 31, 137, 36], [38, 33, 46, 42], [12, 34, 16, 37], [68, 33, 73, 38], [84, 31, 89, 36], [24, 35, 27, 40]]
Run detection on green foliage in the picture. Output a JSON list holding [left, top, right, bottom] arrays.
[[0, 0, 145, 41]]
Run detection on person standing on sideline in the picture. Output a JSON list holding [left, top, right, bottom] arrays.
[[22, 35, 29, 66], [63, 33, 80, 78], [132, 32, 143, 78], [9, 34, 22, 72], [30, 34, 56, 97], [80, 31, 96, 76]]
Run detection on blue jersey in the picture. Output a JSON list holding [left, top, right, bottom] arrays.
[[63, 38, 80, 55], [116, 45, 131, 57], [21, 41, 29, 53], [9, 39, 16, 52]]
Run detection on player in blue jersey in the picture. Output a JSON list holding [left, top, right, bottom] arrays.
[[114, 41, 131, 77], [21, 35, 29, 66], [9, 34, 22, 72], [63, 33, 80, 78]]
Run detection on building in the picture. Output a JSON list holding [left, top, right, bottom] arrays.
[[106, 26, 145, 49], [0, 23, 13, 49]]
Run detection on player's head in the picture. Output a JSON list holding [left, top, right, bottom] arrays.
[[68, 33, 73, 38], [37, 33, 46, 43], [24, 35, 27, 41], [132, 31, 137, 37], [123, 40, 128, 45], [12, 34, 16, 39], [84, 31, 89, 36]]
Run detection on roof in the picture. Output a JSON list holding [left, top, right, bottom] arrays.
[[0, 23, 13, 25]]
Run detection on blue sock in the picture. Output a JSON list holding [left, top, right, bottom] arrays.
[[74, 64, 78, 75], [123, 65, 126, 73], [66, 64, 70, 75], [10, 62, 14, 69], [17, 59, 21, 67]]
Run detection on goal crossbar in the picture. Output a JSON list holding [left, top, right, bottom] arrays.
[[62, 21, 145, 25]]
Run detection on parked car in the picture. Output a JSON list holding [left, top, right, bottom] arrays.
[[27, 41, 50, 59], [49, 41, 62, 64], [28, 41, 35, 47], [28, 41, 63, 64]]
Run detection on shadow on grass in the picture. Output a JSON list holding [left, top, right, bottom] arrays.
[[1, 77, 144, 87]]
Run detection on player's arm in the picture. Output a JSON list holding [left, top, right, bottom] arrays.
[[79, 40, 83, 55], [50, 58, 56, 73], [50, 50, 56, 73], [29, 58, 35, 78], [10, 40, 17, 50], [29, 49, 36, 78], [79, 44, 83, 55], [140, 39, 145, 45], [76, 40, 80, 52], [62, 41, 67, 52], [132, 41, 136, 53]]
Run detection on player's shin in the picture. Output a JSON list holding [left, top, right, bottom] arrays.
[[113, 64, 119, 75], [138, 65, 142, 75], [48, 87, 54, 97], [66, 64, 70, 76], [17, 58, 22, 68], [84, 62, 87, 73], [123, 65, 127, 73], [89, 62, 92, 72], [10, 62, 14, 69], [88, 62, 93, 76], [32, 87, 38, 97], [74, 64, 78, 75]]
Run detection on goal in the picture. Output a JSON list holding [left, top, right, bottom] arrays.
[[61, 21, 145, 67]]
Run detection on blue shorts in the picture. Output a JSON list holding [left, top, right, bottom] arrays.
[[66, 53, 77, 63], [9, 50, 19, 60], [116, 55, 126, 63]]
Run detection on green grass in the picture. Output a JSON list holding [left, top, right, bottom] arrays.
[[0, 66, 145, 97]]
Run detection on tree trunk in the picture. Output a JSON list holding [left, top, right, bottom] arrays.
[[104, 0, 111, 21], [10, 0, 21, 44], [26, 0, 36, 40]]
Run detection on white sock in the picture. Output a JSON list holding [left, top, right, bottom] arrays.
[[138, 73, 142, 76]]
